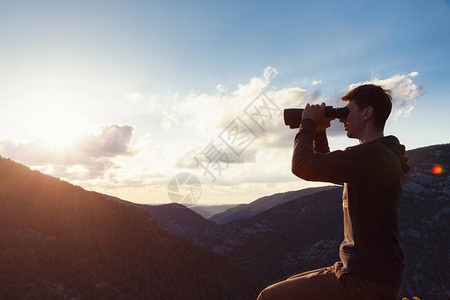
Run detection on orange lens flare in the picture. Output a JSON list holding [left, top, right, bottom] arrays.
[[431, 165, 443, 174]]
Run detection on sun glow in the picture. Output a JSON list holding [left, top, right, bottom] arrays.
[[29, 107, 89, 149]]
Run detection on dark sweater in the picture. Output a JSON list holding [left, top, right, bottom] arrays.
[[292, 119, 410, 287]]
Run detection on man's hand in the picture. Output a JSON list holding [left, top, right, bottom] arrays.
[[301, 103, 334, 133]]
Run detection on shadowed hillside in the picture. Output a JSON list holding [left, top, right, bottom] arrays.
[[135, 202, 220, 245], [399, 144, 449, 299], [207, 188, 344, 282], [0, 156, 261, 299]]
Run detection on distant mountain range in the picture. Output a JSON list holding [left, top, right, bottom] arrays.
[[188, 204, 238, 219], [0, 143, 448, 299], [117, 144, 449, 300], [209, 186, 335, 225]]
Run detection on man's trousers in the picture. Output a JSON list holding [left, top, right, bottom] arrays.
[[257, 261, 401, 300]]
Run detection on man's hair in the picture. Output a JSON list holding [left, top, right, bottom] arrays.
[[341, 84, 392, 129]]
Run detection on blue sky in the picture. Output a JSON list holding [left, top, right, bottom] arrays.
[[0, 0, 449, 204]]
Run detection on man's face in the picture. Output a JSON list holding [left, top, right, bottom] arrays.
[[339, 101, 364, 139]]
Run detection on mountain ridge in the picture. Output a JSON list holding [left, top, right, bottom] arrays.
[[209, 186, 336, 225]]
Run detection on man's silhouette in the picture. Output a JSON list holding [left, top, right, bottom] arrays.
[[257, 84, 410, 300]]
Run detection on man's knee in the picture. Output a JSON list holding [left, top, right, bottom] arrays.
[[256, 289, 266, 300], [256, 284, 278, 300], [256, 282, 291, 300]]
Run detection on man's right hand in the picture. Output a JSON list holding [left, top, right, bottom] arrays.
[[301, 103, 334, 133]]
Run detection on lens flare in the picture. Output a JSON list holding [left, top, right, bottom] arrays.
[[431, 165, 443, 174]]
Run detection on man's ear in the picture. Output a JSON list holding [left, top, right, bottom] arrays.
[[362, 106, 374, 121]]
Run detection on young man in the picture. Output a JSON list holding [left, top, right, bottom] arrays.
[[257, 84, 410, 300]]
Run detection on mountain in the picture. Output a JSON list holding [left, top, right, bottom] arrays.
[[135, 203, 219, 245], [102, 195, 220, 245], [397, 144, 449, 299], [0, 156, 261, 299], [204, 188, 344, 280], [209, 186, 335, 225], [188, 204, 238, 219]]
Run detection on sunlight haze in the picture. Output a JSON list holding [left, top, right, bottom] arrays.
[[0, 0, 449, 205]]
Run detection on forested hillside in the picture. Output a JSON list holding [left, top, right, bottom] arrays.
[[0, 156, 261, 299]]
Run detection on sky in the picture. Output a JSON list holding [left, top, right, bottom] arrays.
[[0, 0, 449, 205]]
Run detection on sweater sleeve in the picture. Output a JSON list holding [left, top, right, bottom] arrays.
[[313, 131, 330, 154], [292, 119, 368, 184]]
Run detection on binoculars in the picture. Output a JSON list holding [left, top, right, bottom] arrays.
[[284, 106, 349, 129]]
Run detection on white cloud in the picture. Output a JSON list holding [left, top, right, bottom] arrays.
[[0, 124, 135, 180], [312, 79, 323, 86], [133, 133, 153, 152], [348, 71, 423, 117], [263, 66, 279, 81], [119, 92, 159, 116], [160, 111, 179, 129], [167, 68, 280, 138], [75, 124, 134, 157], [216, 83, 228, 95], [174, 141, 258, 169], [170, 68, 327, 171]]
